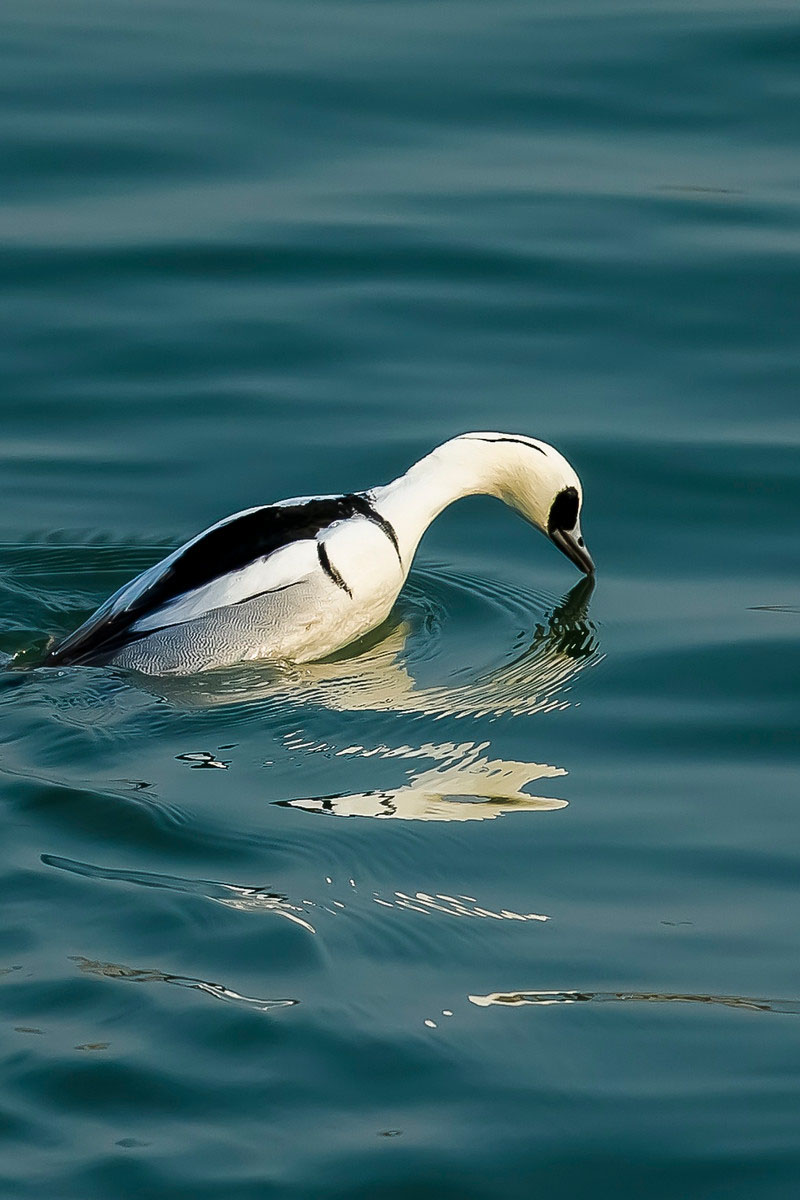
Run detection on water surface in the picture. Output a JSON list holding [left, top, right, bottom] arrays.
[[1, 1, 799, 1197]]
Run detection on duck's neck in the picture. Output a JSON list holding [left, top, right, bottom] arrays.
[[369, 438, 509, 572]]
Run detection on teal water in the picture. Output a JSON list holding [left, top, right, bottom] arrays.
[[2, 1, 799, 1196]]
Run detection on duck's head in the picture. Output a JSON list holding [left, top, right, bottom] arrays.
[[456, 433, 595, 575]]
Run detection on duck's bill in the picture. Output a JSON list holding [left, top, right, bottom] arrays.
[[550, 528, 595, 575]]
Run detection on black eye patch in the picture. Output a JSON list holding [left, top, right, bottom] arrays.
[[548, 487, 579, 534]]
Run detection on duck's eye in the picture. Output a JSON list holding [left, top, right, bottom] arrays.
[[548, 487, 579, 534]]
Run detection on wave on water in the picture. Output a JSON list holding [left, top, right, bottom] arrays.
[[42, 853, 318, 932], [41, 853, 551, 936]]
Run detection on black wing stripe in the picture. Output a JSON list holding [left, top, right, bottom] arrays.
[[232, 580, 302, 605]]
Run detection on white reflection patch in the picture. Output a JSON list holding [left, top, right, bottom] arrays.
[[374, 891, 548, 923], [282, 738, 567, 823]]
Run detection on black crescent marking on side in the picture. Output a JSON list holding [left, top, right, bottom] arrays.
[[347, 494, 402, 564], [44, 494, 373, 666], [368, 510, 402, 562], [463, 435, 546, 455], [317, 542, 353, 598]]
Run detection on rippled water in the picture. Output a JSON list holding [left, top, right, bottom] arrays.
[[2, 1, 799, 1197]]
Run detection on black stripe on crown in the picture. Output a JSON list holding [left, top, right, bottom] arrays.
[[461, 434, 546, 455]]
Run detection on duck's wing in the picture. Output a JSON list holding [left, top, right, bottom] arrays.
[[44, 494, 375, 666]]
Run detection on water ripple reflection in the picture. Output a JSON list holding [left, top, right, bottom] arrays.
[[374, 892, 548, 922], [70, 955, 297, 1013], [469, 990, 800, 1016]]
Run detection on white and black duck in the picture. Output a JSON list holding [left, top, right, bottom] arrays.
[[44, 432, 594, 675]]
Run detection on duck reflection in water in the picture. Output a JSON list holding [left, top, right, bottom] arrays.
[[139, 577, 599, 822], [279, 740, 569, 822], [274, 577, 599, 822]]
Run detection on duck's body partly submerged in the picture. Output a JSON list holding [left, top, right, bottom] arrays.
[[44, 433, 593, 675]]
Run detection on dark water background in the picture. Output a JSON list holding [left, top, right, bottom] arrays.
[[1, 2, 799, 1196]]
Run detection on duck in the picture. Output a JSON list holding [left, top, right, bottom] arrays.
[[43, 432, 594, 675]]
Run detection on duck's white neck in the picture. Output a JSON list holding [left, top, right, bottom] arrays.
[[369, 436, 529, 571]]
